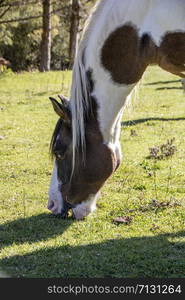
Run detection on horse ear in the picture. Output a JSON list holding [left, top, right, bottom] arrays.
[[58, 94, 69, 107], [49, 97, 70, 123]]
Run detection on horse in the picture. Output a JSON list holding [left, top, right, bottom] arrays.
[[48, 0, 185, 220]]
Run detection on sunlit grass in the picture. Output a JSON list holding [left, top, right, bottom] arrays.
[[0, 67, 185, 278]]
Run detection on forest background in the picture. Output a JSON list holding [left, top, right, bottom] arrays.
[[0, 0, 95, 72]]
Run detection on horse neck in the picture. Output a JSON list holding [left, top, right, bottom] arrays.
[[80, 0, 185, 149], [81, 0, 137, 146], [91, 82, 135, 146]]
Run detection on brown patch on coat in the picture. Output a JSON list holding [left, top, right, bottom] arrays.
[[101, 24, 157, 85], [101, 24, 185, 84], [158, 32, 185, 78]]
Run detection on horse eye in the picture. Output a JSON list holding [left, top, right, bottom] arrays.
[[55, 152, 65, 160]]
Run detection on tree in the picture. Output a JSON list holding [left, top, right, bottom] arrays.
[[0, 0, 95, 71], [39, 0, 51, 72], [69, 0, 80, 68]]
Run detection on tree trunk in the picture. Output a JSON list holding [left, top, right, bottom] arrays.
[[40, 0, 51, 72], [69, 0, 80, 69]]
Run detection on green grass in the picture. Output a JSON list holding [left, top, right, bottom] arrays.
[[0, 67, 185, 278]]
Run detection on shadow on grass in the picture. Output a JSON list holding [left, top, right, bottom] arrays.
[[0, 213, 73, 251], [33, 90, 61, 97], [144, 79, 183, 91], [144, 79, 181, 86], [156, 87, 183, 91], [1, 227, 185, 278], [121, 117, 185, 127]]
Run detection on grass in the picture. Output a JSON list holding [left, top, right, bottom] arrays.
[[0, 67, 185, 278]]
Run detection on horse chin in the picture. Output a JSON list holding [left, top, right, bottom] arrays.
[[72, 203, 96, 220], [71, 193, 99, 220]]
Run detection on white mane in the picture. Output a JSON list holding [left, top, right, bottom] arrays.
[[70, 0, 105, 170]]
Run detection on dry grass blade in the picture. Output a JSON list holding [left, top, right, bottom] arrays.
[[113, 216, 133, 225]]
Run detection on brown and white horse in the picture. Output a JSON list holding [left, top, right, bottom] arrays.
[[48, 0, 185, 220]]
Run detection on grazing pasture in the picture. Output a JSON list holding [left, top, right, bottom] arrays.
[[0, 67, 185, 278]]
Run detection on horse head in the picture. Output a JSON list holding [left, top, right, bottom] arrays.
[[48, 95, 118, 220]]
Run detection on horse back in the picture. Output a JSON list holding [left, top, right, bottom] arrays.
[[84, 0, 185, 84]]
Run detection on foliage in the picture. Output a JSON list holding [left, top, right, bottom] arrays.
[[148, 138, 177, 160], [0, 66, 185, 277], [1, 22, 41, 71], [0, 0, 95, 71]]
